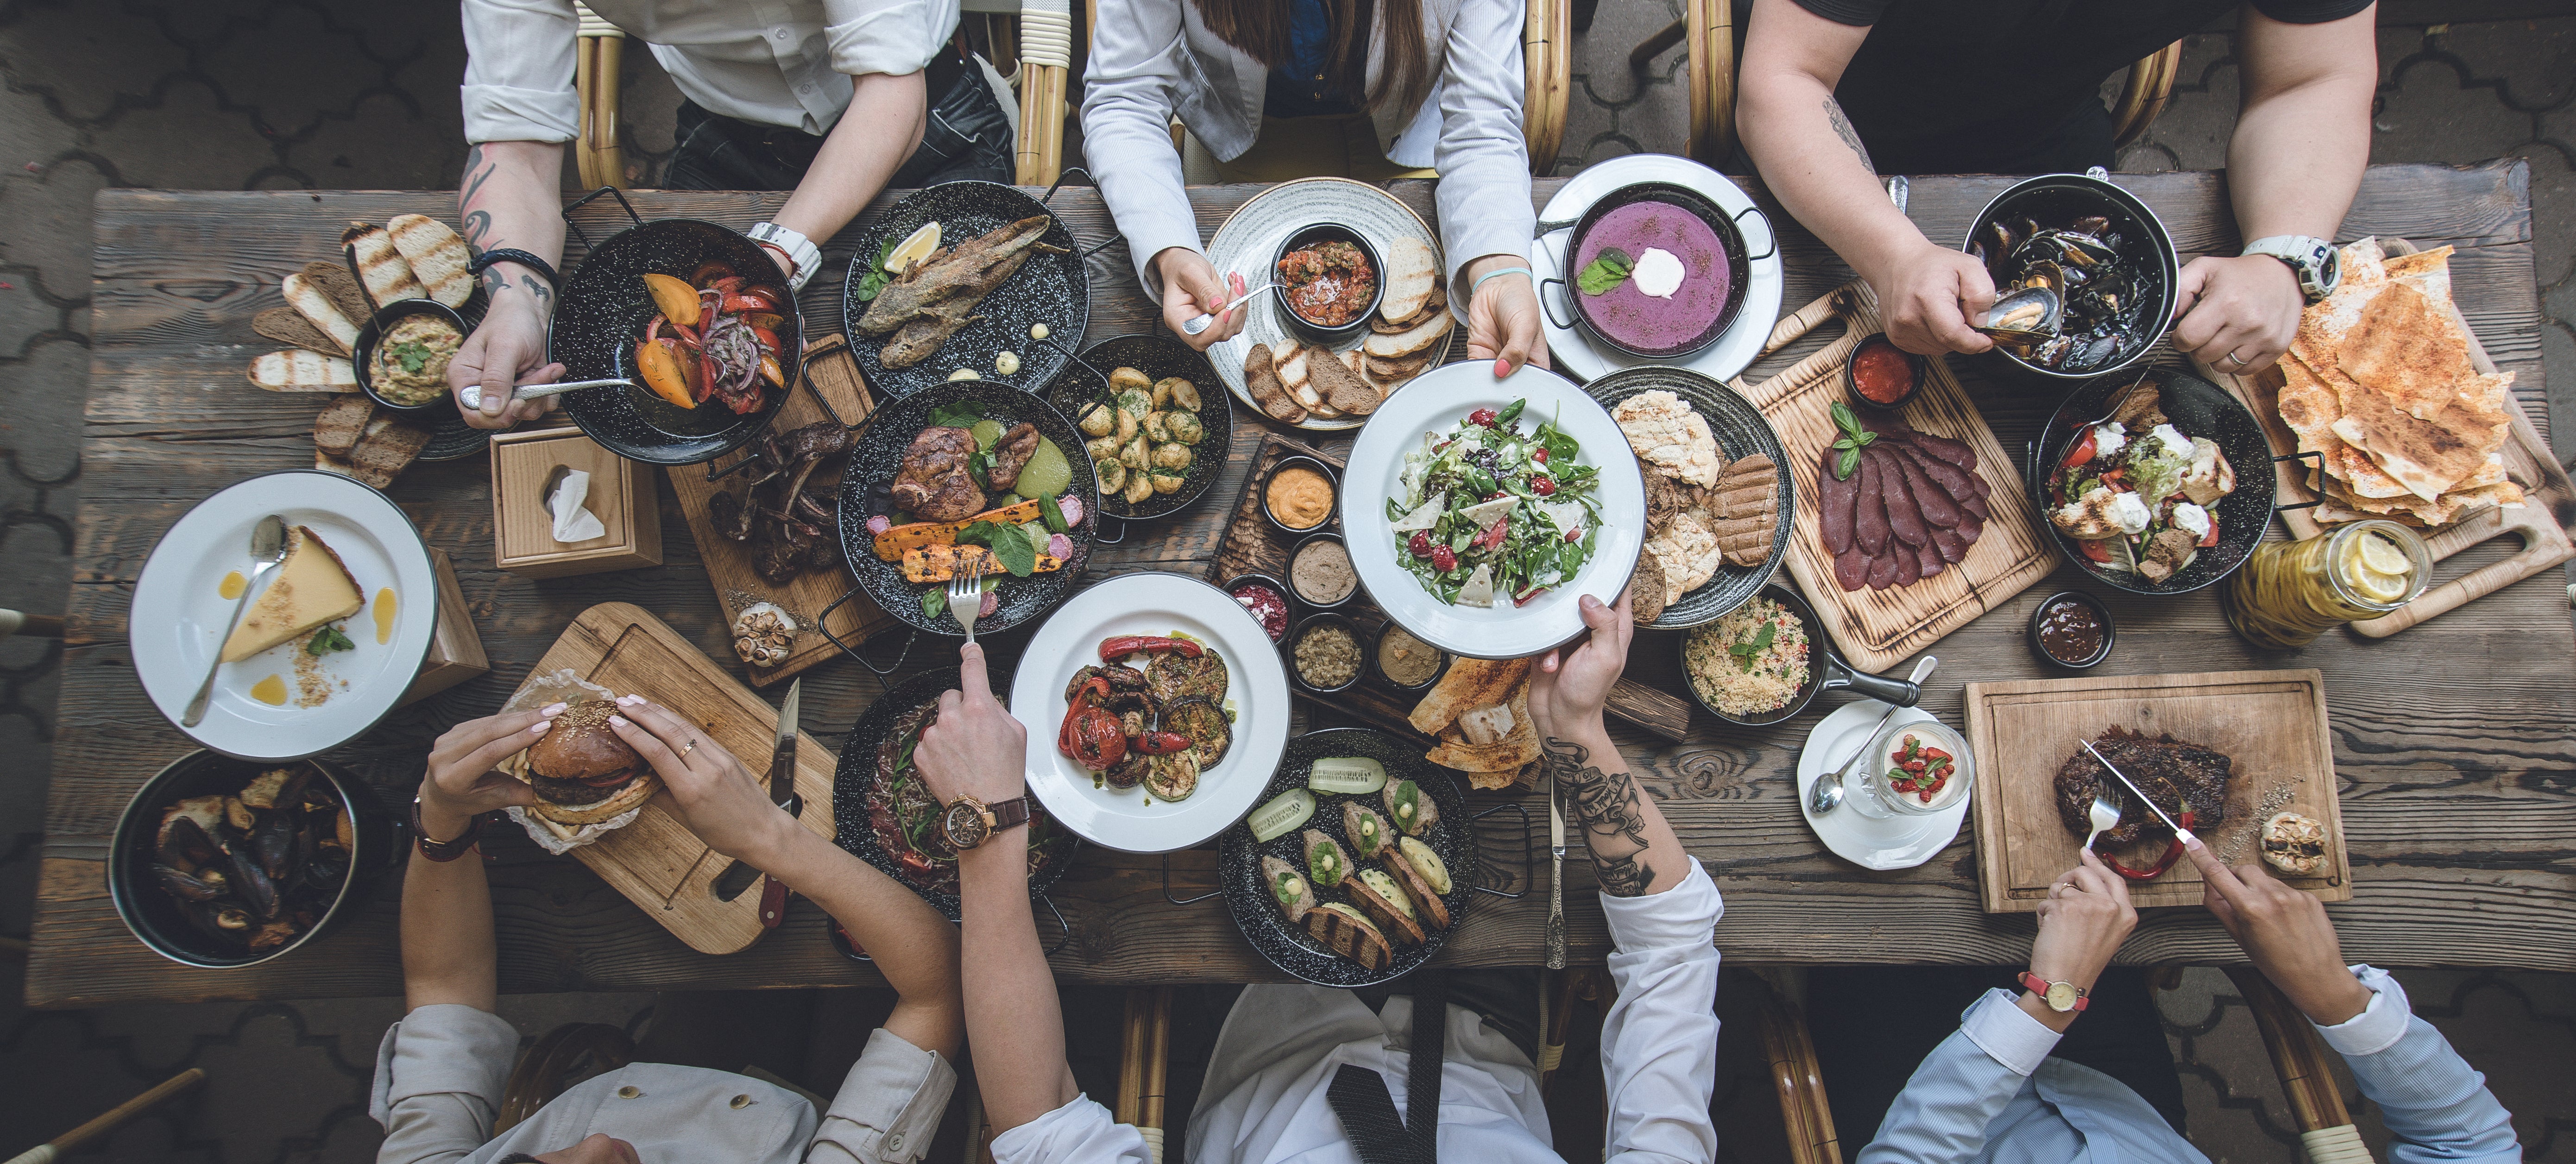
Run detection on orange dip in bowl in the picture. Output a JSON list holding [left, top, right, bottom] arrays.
[[1266, 466, 1334, 530]]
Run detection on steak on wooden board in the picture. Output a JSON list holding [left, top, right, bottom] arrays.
[[2053, 726, 2235, 847]]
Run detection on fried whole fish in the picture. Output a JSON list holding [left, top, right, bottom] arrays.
[[859, 215, 1068, 368]]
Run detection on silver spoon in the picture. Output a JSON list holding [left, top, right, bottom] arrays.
[[1180, 282, 1282, 335], [1809, 655, 1940, 815], [459, 378, 637, 411], [182, 514, 287, 728]]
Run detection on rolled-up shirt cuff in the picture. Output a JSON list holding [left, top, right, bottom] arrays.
[[2312, 964, 2410, 1058], [1958, 988, 2062, 1077], [826, 12, 952, 76], [369, 1003, 520, 1126], [818, 1027, 957, 1163], [461, 84, 579, 145], [991, 1094, 1153, 1164], [1598, 856, 1719, 953]]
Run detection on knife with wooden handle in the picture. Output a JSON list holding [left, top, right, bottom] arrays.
[[1547, 769, 1566, 970]]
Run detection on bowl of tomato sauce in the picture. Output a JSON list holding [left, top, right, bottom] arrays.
[[1845, 333, 1925, 412], [1273, 224, 1384, 343]]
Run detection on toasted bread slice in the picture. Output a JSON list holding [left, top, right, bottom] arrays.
[[341, 221, 427, 305], [248, 349, 358, 392], [1242, 343, 1307, 424], [1345, 871, 1428, 945], [1366, 351, 1432, 380], [1382, 849, 1451, 931], [254, 306, 344, 356], [280, 274, 359, 353], [1311, 347, 1383, 415], [313, 395, 374, 456], [1305, 903, 1394, 970], [385, 214, 474, 307], [1378, 236, 1438, 323], [346, 415, 432, 489], [1364, 310, 1454, 360], [301, 260, 374, 326]]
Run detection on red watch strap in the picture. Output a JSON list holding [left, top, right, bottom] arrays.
[[2019, 971, 2090, 1010]]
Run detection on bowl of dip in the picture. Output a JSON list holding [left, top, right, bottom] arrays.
[[1372, 621, 1449, 692], [1287, 531, 1359, 610], [353, 298, 469, 414], [1543, 181, 1761, 360], [1286, 611, 1367, 694], [1263, 455, 1340, 536], [1845, 333, 1925, 413], [1223, 573, 1294, 644], [2028, 591, 2115, 669], [1272, 225, 1384, 345]]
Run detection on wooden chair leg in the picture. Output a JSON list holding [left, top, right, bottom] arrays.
[[1014, 0, 1075, 186], [1758, 994, 1842, 1164], [574, 6, 628, 190], [1523, 0, 1571, 175], [1115, 987, 1173, 1164], [1683, 0, 1739, 166], [6, 1068, 203, 1164], [2109, 40, 2184, 151], [2224, 966, 2376, 1163], [1631, 18, 1685, 71]]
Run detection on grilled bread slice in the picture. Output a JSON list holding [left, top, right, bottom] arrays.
[[1382, 849, 1451, 931], [248, 349, 357, 392], [280, 273, 359, 353], [1242, 343, 1307, 424], [385, 214, 474, 307], [341, 221, 427, 305], [313, 395, 374, 456], [1363, 309, 1453, 360], [1378, 236, 1438, 323], [1345, 870, 1427, 945], [1305, 903, 1394, 970]]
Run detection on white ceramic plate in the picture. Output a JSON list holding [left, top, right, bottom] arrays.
[[1535, 154, 1785, 384], [1796, 701, 1971, 870], [1341, 363, 1647, 659], [1010, 573, 1293, 853], [1203, 177, 1462, 431], [131, 470, 439, 761]]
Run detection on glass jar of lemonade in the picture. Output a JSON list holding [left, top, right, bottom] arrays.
[[2223, 520, 2431, 648]]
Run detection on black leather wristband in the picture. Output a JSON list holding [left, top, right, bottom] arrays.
[[412, 794, 489, 862], [468, 247, 561, 292]]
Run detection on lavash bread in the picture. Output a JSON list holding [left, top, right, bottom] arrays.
[[385, 214, 475, 307]]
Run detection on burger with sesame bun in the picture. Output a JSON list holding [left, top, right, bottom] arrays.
[[521, 699, 660, 824]]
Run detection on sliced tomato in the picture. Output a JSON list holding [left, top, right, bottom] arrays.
[[749, 325, 783, 352], [689, 344, 713, 403], [636, 338, 694, 408], [758, 352, 785, 389], [709, 275, 746, 294], [742, 312, 787, 332], [729, 289, 783, 314], [2062, 428, 2098, 469], [689, 260, 736, 287], [2198, 521, 2221, 547], [2077, 538, 2113, 564]]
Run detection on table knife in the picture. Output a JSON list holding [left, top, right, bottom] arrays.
[[1546, 769, 1566, 970], [2083, 739, 2196, 843], [712, 680, 803, 912]]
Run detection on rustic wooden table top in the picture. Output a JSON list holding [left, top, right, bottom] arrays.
[[31, 162, 2574, 1008]]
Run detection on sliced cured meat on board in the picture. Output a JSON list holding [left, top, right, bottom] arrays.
[[1915, 539, 1947, 579], [1835, 545, 1871, 591], [1819, 446, 1859, 555], [1886, 443, 1962, 528], [1854, 451, 1890, 555], [1873, 447, 1928, 548]]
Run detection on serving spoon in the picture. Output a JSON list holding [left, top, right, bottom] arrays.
[[1809, 655, 1939, 815], [458, 378, 637, 411], [182, 514, 286, 728], [1180, 281, 1281, 335]]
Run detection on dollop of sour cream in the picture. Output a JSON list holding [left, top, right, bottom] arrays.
[[1631, 247, 1686, 299], [2171, 502, 2212, 540], [2108, 490, 2154, 535], [2091, 422, 2127, 457]]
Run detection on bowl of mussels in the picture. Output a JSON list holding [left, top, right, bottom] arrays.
[[1963, 170, 2177, 382], [109, 751, 398, 969]]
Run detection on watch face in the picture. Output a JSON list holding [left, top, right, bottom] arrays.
[[944, 801, 991, 849], [2046, 981, 2080, 1012], [2315, 245, 2342, 293]]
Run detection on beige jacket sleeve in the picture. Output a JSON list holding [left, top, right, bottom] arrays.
[[369, 1003, 521, 1164]]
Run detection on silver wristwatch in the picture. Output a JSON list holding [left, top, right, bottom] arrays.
[[2242, 235, 2340, 303], [746, 221, 821, 293]]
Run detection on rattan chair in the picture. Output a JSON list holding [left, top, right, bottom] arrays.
[[1630, 6, 2184, 165]]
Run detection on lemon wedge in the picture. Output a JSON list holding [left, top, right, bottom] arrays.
[[885, 221, 941, 273]]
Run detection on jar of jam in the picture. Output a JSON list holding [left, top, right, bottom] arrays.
[[2222, 520, 2431, 648]]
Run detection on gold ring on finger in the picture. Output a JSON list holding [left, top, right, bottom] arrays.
[[679, 739, 699, 759]]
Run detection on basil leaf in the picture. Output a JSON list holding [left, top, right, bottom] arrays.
[[1832, 436, 1855, 452], [920, 588, 948, 620], [1576, 247, 1633, 296], [1494, 398, 1527, 427], [856, 237, 898, 302], [1831, 399, 1860, 437], [928, 400, 985, 429], [1836, 447, 1860, 480], [955, 520, 1037, 576]]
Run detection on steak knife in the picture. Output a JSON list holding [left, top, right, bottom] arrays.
[[757, 679, 806, 928], [1546, 768, 1566, 970], [2083, 739, 2196, 843]]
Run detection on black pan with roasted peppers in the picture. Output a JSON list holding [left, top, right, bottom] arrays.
[[633, 263, 788, 415]]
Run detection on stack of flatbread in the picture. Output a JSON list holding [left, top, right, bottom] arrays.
[[1612, 391, 1779, 623], [248, 216, 475, 488], [1240, 236, 1453, 424], [1408, 656, 1538, 790], [2276, 238, 2524, 527]]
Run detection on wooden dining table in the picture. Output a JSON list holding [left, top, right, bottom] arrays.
[[27, 161, 2575, 1008]]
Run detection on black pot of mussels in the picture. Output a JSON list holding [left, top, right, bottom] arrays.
[[1963, 170, 2178, 383]]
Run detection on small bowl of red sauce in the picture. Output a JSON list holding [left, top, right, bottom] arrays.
[[2028, 590, 2114, 669], [1223, 573, 1294, 644], [1845, 333, 1925, 412], [1273, 224, 1384, 344]]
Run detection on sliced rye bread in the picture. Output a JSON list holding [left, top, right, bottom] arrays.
[[280, 273, 359, 353], [254, 306, 345, 356], [1309, 346, 1384, 415], [300, 261, 375, 327], [346, 415, 433, 489], [1304, 904, 1394, 970], [1242, 343, 1307, 424], [313, 395, 374, 457]]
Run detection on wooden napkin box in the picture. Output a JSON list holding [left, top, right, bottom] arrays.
[[400, 546, 491, 705], [489, 424, 663, 578]]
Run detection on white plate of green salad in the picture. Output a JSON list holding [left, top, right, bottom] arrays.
[[1341, 362, 1646, 659]]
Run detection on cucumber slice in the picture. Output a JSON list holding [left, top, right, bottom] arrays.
[[1014, 436, 1073, 499], [1248, 788, 1315, 843], [970, 419, 1006, 451], [1307, 757, 1387, 795]]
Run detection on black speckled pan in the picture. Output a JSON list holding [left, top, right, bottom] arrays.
[[840, 182, 1089, 398], [2027, 367, 2275, 596], [1584, 365, 1797, 629], [832, 667, 1078, 921], [1044, 333, 1234, 522], [1219, 728, 1476, 988], [549, 218, 799, 466], [834, 379, 1102, 636]]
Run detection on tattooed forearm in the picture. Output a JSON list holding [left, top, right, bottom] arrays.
[[1545, 737, 1656, 897], [1824, 97, 1875, 174]]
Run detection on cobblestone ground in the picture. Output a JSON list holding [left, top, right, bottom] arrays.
[[3, 2, 2571, 1159]]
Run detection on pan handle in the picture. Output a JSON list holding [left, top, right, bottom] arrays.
[[1468, 800, 1532, 900], [1038, 165, 1125, 262], [816, 587, 915, 693], [1538, 277, 1576, 331], [1823, 653, 1921, 706], [1733, 205, 1779, 264], [1159, 850, 1222, 906], [1036, 892, 1073, 956], [560, 186, 644, 253]]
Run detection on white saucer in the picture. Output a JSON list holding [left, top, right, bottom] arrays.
[[1533, 154, 1785, 384], [1796, 700, 1971, 870]]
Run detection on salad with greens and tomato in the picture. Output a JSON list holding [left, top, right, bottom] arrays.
[[1385, 399, 1601, 607]]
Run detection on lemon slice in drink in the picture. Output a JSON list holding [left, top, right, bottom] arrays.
[[885, 221, 942, 273], [2342, 533, 2414, 603]]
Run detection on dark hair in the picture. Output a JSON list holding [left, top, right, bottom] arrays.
[[1190, 0, 1433, 119]]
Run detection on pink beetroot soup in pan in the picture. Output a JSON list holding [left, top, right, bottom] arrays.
[[1574, 200, 1730, 353]]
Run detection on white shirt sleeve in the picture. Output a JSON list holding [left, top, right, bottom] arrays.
[[1595, 857, 1723, 1164], [459, 0, 581, 144], [1078, 0, 1206, 298], [810, 1027, 960, 1164], [1956, 987, 2062, 1077], [989, 1095, 1155, 1164], [1430, 0, 1536, 302], [823, 0, 961, 78], [368, 1003, 521, 1164]]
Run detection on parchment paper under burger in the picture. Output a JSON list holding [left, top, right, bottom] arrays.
[[493, 669, 652, 849]]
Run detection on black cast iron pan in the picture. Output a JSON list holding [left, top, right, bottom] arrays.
[[1688, 583, 1921, 728], [2025, 366, 2279, 596], [840, 180, 1090, 399], [1043, 333, 1234, 533]]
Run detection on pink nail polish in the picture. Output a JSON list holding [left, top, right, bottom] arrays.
[[531, 720, 553, 734], [610, 715, 629, 728], [541, 702, 569, 716]]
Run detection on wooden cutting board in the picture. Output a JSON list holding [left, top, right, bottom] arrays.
[[1208, 432, 1694, 749], [516, 601, 838, 953], [1732, 283, 2057, 674], [2198, 238, 2574, 638], [1964, 669, 2351, 913], [666, 334, 897, 686]]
